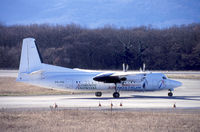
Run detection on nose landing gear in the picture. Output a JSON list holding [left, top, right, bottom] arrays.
[[168, 92, 173, 97], [168, 89, 173, 97]]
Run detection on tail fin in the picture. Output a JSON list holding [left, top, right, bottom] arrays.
[[17, 38, 42, 81]]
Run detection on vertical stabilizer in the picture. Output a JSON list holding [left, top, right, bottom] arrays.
[[17, 38, 42, 81]]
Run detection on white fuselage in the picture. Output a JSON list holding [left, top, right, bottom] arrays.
[[18, 64, 181, 92], [16, 38, 182, 96]]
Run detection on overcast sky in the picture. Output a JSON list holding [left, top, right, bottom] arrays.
[[0, 0, 200, 28]]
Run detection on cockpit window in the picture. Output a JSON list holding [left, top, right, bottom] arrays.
[[162, 76, 167, 79]]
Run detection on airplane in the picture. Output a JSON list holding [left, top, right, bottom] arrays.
[[16, 38, 182, 98]]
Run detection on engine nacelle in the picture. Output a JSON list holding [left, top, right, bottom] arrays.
[[123, 74, 145, 82]]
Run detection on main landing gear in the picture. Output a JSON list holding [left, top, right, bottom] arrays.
[[113, 92, 120, 98], [95, 83, 120, 98], [113, 83, 120, 98], [95, 92, 102, 97], [168, 89, 173, 97]]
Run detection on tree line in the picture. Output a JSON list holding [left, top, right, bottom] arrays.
[[0, 23, 200, 70]]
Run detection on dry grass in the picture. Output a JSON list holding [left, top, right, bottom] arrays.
[[0, 77, 72, 96], [0, 109, 199, 132]]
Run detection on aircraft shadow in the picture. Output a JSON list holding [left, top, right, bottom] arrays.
[[66, 95, 200, 101], [65, 97, 134, 100], [132, 95, 200, 101]]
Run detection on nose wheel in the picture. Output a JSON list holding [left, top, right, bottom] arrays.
[[168, 89, 173, 97], [168, 92, 173, 97]]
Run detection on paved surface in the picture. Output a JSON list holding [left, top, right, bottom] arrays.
[[0, 79, 200, 109], [0, 70, 18, 77]]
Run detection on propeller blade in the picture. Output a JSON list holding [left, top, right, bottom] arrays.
[[126, 64, 129, 72], [122, 63, 128, 72], [123, 63, 125, 72], [143, 63, 146, 72]]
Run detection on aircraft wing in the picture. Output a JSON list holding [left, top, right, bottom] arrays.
[[93, 72, 147, 83]]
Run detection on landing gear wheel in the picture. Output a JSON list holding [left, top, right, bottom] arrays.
[[95, 92, 102, 97], [113, 92, 120, 98], [168, 92, 173, 97]]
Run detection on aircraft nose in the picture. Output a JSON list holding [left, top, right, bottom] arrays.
[[169, 80, 182, 88]]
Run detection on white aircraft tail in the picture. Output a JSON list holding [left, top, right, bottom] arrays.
[[17, 38, 42, 81]]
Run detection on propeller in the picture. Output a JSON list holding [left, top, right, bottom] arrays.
[[140, 63, 146, 72], [142, 76, 148, 91], [122, 63, 129, 72], [143, 63, 146, 72], [141, 63, 147, 90]]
